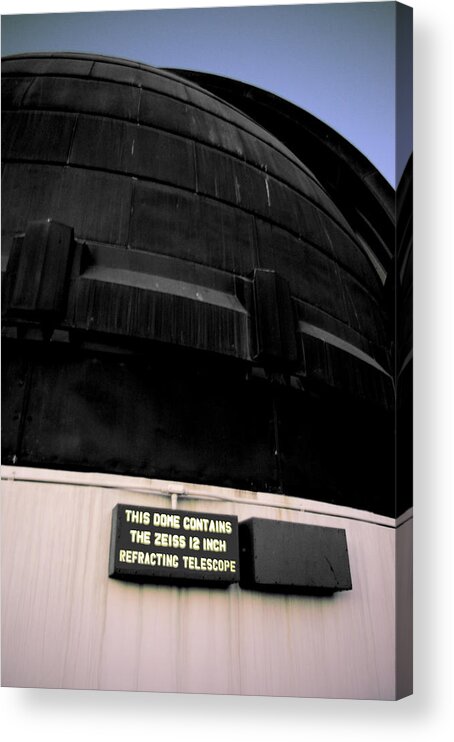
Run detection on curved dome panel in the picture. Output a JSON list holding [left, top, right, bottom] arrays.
[[2, 53, 388, 367], [2, 53, 397, 515]]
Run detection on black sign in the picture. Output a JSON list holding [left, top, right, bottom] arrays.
[[109, 504, 240, 587], [239, 518, 352, 595]]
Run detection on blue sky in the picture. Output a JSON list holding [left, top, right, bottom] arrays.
[[1, 2, 413, 186]]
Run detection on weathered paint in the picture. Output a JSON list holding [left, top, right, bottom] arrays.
[[1, 466, 412, 699]]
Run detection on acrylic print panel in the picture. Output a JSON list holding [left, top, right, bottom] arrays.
[[1, 1, 413, 699]]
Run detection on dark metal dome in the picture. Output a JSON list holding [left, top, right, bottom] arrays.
[[2, 53, 399, 515]]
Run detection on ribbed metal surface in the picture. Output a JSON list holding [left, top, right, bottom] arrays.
[[1, 53, 401, 516], [172, 68, 395, 275], [395, 156, 413, 516], [2, 53, 389, 369], [2, 339, 396, 513]]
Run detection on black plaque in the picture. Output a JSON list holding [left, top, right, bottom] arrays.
[[239, 518, 352, 595], [109, 504, 240, 587]]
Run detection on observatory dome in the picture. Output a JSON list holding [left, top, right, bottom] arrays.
[[2, 53, 396, 515]]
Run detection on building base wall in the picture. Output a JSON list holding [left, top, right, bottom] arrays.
[[1, 467, 412, 699]]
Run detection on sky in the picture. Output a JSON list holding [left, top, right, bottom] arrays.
[[1, 2, 413, 186]]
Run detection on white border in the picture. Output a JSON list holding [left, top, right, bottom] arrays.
[[1, 0, 453, 740]]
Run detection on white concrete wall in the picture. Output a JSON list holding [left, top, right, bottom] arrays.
[[1, 466, 412, 699]]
